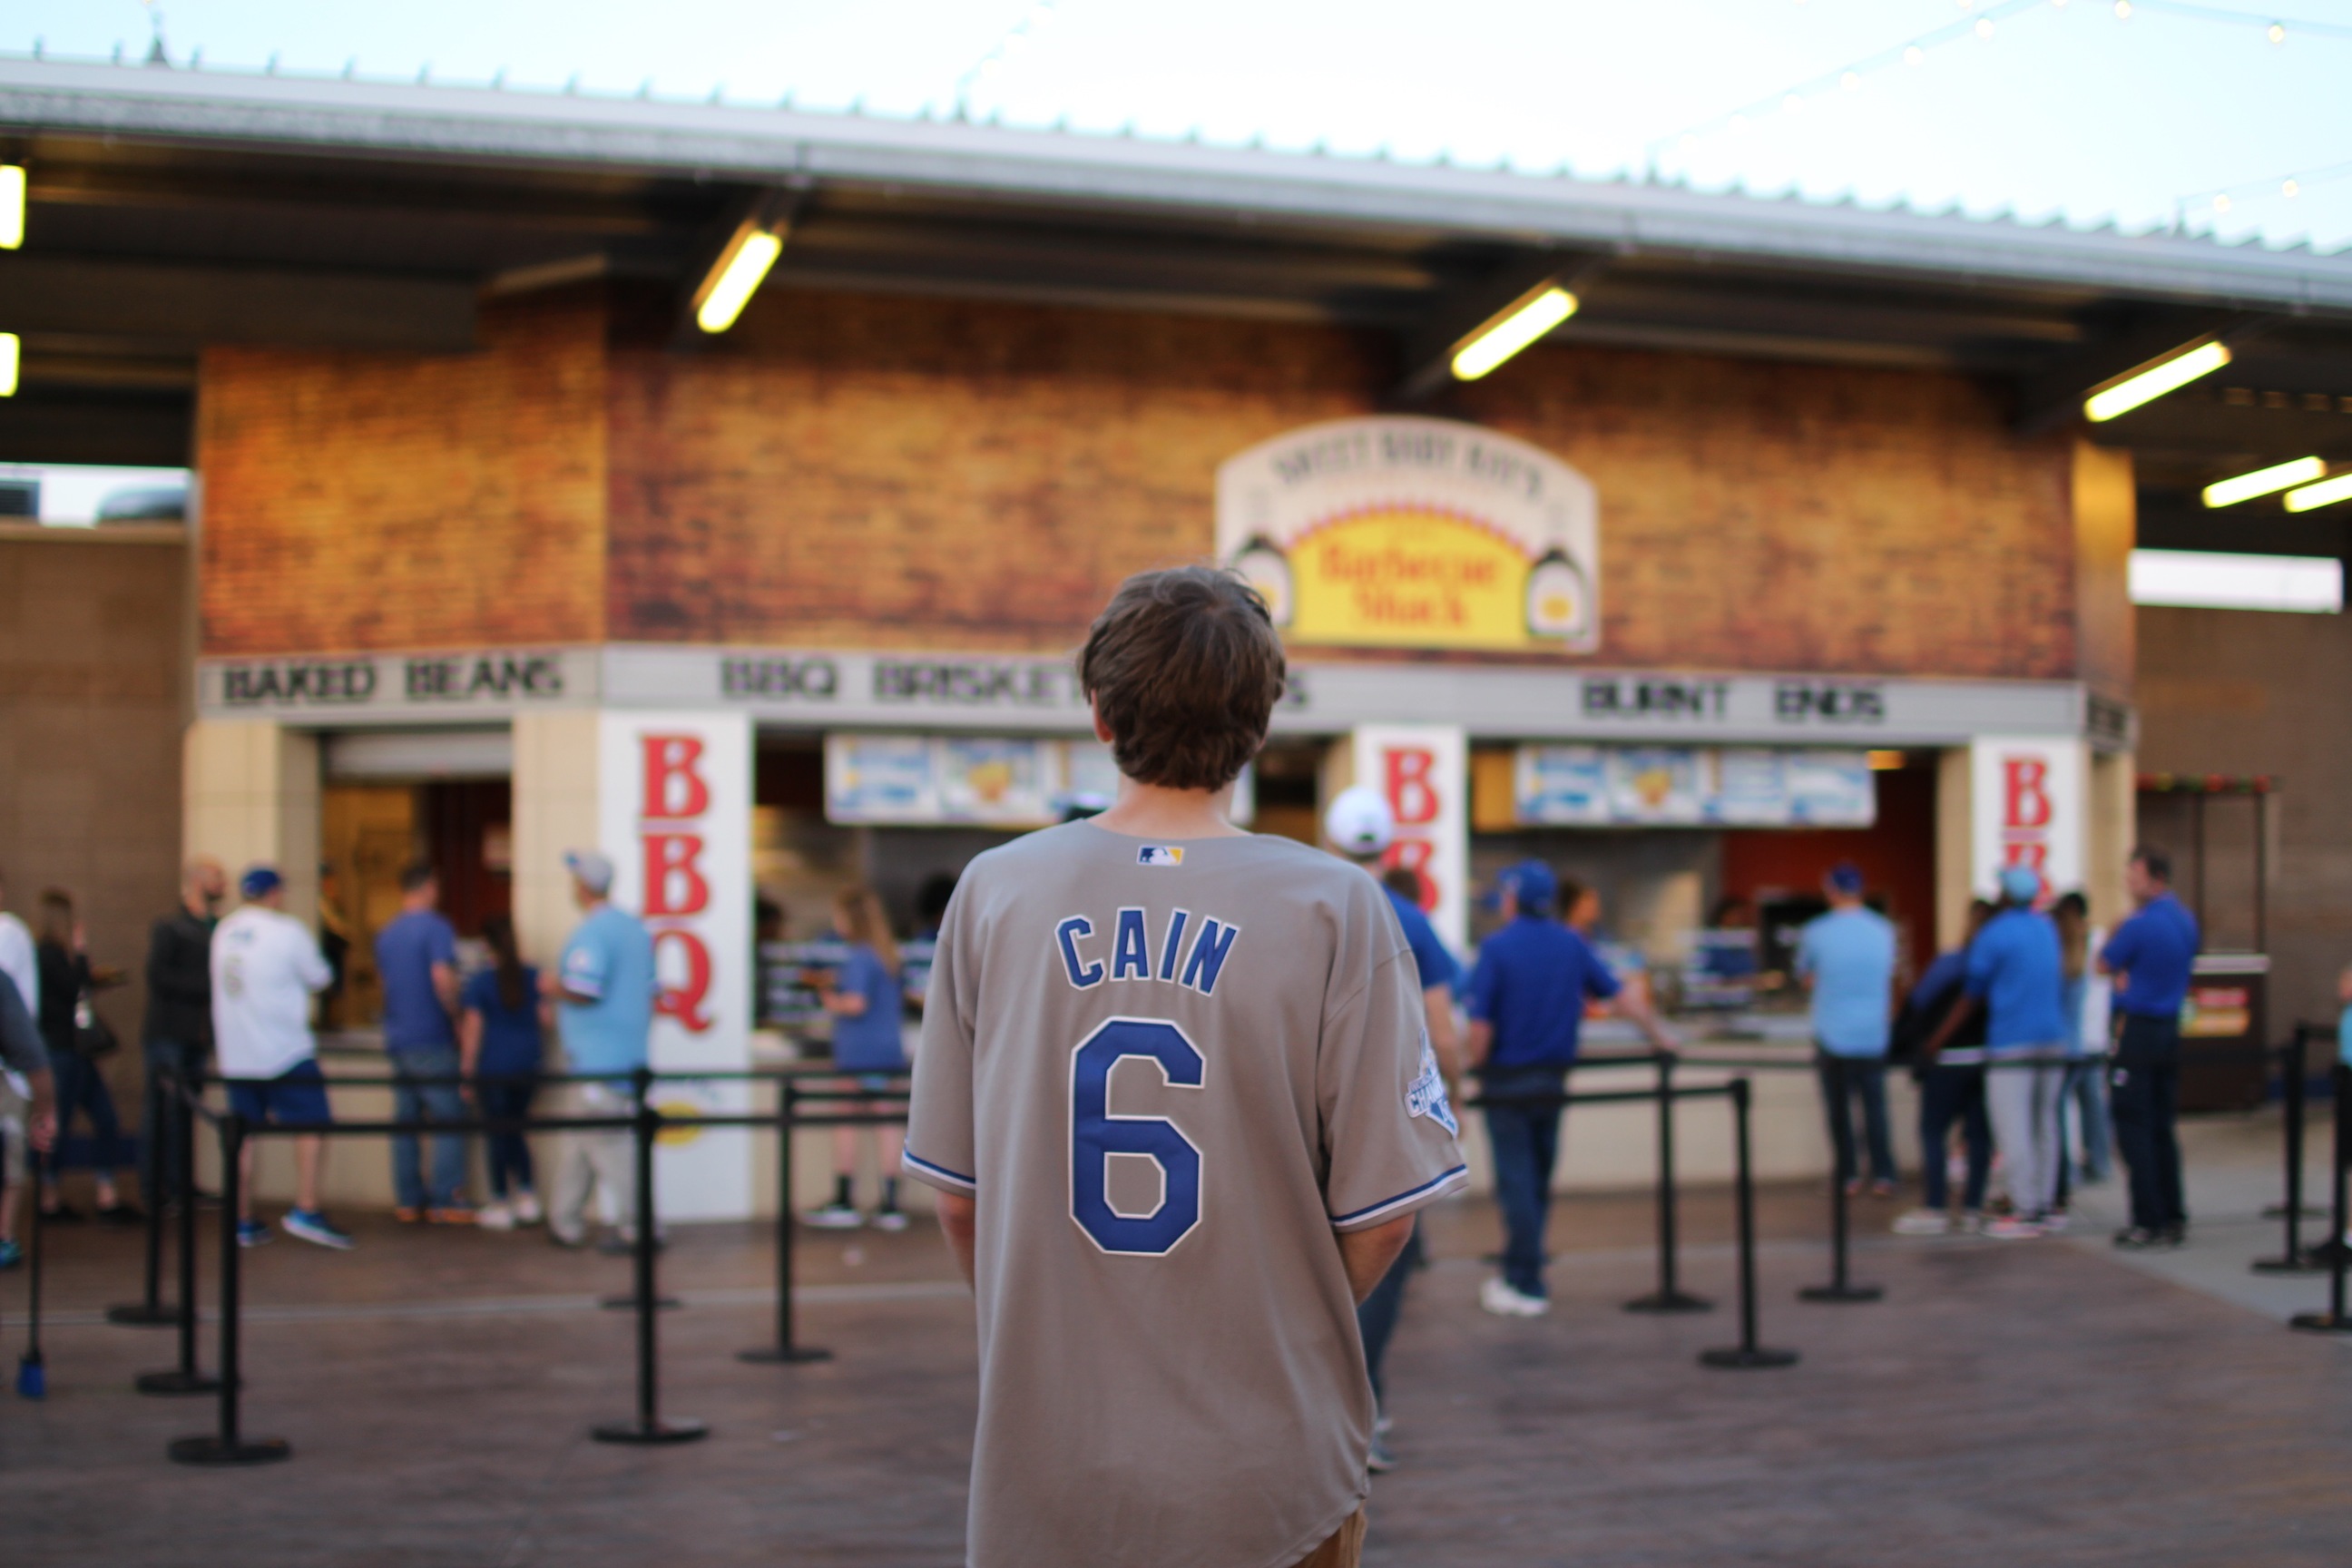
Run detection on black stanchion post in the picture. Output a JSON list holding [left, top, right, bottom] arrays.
[[1701, 1077, 1799, 1370], [1624, 1053, 1710, 1315], [593, 1067, 706, 1444], [2255, 1027, 2320, 1273], [109, 1069, 177, 1327], [169, 1112, 288, 1464], [740, 1079, 832, 1365], [1800, 1054, 1884, 1304], [2291, 1064, 2352, 1335], [138, 1081, 220, 1396]]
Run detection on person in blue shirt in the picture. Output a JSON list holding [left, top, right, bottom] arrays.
[[2098, 845, 2201, 1248], [545, 850, 657, 1252], [459, 913, 548, 1231], [1466, 859, 1675, 1318], [804, 887, 913, 1232], [1796, 863, 1899, 1198], [1928, 864, 2068, 1239], [1892, 900, 1995, 1235], [374, 862, 472, 1223]]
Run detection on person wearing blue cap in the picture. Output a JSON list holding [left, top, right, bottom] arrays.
[[1926, 863, 2068, 1240], [2098, 846, 2200, 1248], [1465, 859, 1675, 1317], [1796, 864, 1899, 1198]]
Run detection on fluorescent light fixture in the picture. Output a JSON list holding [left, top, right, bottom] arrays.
[[0, 165, 20, 249], [692, 226, 784, 335], [2083, 339, 2230, 423], [0, 333, 15, 397], [2129, 548, 2341, 613], [1451, 287, 1578, 381], [2284, 472, 2352, 514], [2201, 456, 2325, 508]]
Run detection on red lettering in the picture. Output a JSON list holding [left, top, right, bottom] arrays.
[[642, 734, 710, 820], [2002, 758, 2051, 830], [642, 833, 710, 916], [1384, 748, 1440, 826], [652, 927, 713, 1034], [1384, 839, 1437, 911]]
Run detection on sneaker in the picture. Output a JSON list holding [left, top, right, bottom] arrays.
[[2112, 1227, 2168, 1250], [1957, 1210, 1986, 1235], [392, 1207, 426, 1225], [511, 1191, 544, 1226], [1374, 1406, 1393, 1437], [282, 1210, 356, 1250], [425, 1206, 477, 1226], [236, 1219, 273, 1249], [547, 1226, 589, 1250], [475, 1201, 517, 1232], [1891, 1208, 1952, 1237], [1479, 1277, 1549, 1318], [1984, 1215, 2043, 1240], [802, 1202, 865, 1230], [869, 1208, 910, 1233], [1367, 1434, 1398, 1474], [2161, 1224, 2189, 1249], [2041, 1209, 2073, 1234], [0, 1239, 20, 1269]]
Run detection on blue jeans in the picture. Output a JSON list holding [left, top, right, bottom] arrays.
[[477, 1076, 538, 1200], [390, 1045, 469, 1210], [1481, 1066, 1567, 1298], [2067, 1060, 2113, 1183], [1917, 1063, 1991, 1212], [1355, 1220, 1421, 1406], [48, 1050, 126, 1179], [1817, 1053, 1896, 1185]]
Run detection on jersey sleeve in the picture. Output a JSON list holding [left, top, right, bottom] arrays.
[[560, 929, 609, 1000], [904, 891, 978, 1196], [1319, 910, 1469, 1232]]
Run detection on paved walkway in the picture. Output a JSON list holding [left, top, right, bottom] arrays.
[[5, 1106, 2350, 1565]]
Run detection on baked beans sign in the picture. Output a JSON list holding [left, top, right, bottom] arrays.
[[598, 712, 753, 1220]]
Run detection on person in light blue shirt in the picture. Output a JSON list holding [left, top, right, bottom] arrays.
[[804, 887, 914, 1233], [1796, 863, 1899, 1195], [545, 850, 656, 1251], [1932, 865, 2067, 1237], [2098, 846, 2201, 1247]]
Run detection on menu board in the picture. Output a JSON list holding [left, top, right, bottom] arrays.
[[828, 734, 1256, 827], [1514, 745, 1610, 825], [1514, 745, 1875, 828], [1608, 748, 1706, 824], [1784, 750, 1876, 826], [824, 736, 938, 824]]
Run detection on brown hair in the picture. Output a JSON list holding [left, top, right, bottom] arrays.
[[1079, 566, 1286, 792], [481, 913, 528, 1013], [37, 887, 73, 947], [835, 887, 902, 978]]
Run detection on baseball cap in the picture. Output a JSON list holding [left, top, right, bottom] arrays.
[[1498, 858, 1558, 911], [1827, 861, 1865, 896], [1997, 864, 2043, 905], [564, 848, 615, 895], [240, 865, 283, 899], [1323, 786, 1396, 858]]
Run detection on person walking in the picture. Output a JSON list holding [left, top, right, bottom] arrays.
[[142, 858, 224, 1213], [2052, 891, 2114, 1188], [905, 566, 1466, 1568], [1928, 867, 2067, 1239], [0, 967, 59, 1269], [545, 850, 657, 1254], [1797, 863, 1900, 1199], [1893, 901, 1996, 1235], [211, 866, 351, 1250], [33, 888, 141, 1224], [374, 861, 473, 1224], [459, 913, 547, 1231], [1466, 861, 1676, 1318], [0, 867, 34, 1032], [802, 887, 914, 1232], [2100, 847, 2200, 1249]]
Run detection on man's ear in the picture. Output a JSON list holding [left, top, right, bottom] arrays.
[[1088, 696, 1114, 747]]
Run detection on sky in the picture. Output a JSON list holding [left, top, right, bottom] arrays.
[[3, 0, 2350, 250]]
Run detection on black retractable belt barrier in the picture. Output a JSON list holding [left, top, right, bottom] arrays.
[[2255, 1027, 2325, 1273], [740, 1079, 833, 1366], [1798, 1054, 1883, 1306], [138, 1078, 220, 1396], [1700, 1078, 1800, 1370], [593, 1067, 707, 1444], [169, 1112, 289, 1465], [2290, 1064, 2352, 1336], [109, 1067, 178, 1327], [1623, 1051, 1711, 1315]]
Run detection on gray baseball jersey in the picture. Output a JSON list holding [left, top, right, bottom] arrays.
[[906, 820, 1467, 1568]]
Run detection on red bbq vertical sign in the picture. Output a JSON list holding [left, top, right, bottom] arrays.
[[1969, 738, 2083, 909], [1351, 725, 1469, 952]]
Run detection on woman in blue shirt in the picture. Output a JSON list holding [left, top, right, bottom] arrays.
[[459, 915, 548, 1230], [804, 887, 911, 1232]]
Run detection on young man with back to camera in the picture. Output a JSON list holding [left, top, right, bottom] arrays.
[[905, 565, 1467, 1568]]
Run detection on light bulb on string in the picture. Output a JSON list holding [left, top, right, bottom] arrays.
[[1840, 71, 1860, 90], [2214, 192, 2232, 213], [2283, 180, 2299, 198], [2268, 23, 2285, 43], [1975, 16, 1994, 38], [2114, 0, 2132, 17], [1905, 44, 1925, 64]]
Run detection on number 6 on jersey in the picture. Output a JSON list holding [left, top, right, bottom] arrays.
[[1070, 1017, 1204, 1255]]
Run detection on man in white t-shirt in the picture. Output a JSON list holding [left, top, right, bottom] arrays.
[[0, 866, 37, 1024], [211, 866, 352, 1250]]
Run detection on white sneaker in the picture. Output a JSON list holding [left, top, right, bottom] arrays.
[[1984, 1214, 2044, 1240], [511, 1191, 544, 1226], [1891, 1208, 1952, 1237], [476, 1201, 516, 1232], [869, 1208, 910, 1232], [802, 1202, 865, 1230], [1479, 1277, 1549, 1318], [2040, 1209, 2073, 1234]]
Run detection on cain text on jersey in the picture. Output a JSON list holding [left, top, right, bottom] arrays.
[[1054, 907, 1241, 997]]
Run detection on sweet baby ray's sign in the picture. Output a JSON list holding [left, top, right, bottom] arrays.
[[1215, 416, 1601, 654]]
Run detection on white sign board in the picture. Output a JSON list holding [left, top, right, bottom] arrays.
[[598, 711, 754, 1221], [1970, 736, 2086, 904], [1353, 724, 1469, 951]]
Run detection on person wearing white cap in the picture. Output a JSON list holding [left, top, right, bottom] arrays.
[[544, 849, 657, 1251]]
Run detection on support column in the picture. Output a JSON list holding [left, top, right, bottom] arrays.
[[182, 720, 319, 922], [511, 710, 603, 969], [2088, 749, 2137, 933], [1935, 747, 1974, 950]]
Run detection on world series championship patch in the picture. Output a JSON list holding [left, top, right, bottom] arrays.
[[1406, 1035, 1457, 1135]]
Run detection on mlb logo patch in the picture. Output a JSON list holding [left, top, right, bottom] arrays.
[[1136, 846, 1185, 867]]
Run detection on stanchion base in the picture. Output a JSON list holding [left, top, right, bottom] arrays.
[[1798, 1283, 1886, 1304], [136, 1369, 224, 1396], [592, 1416, 709, 1445], [737, 1344, 834, 1365], [1699, 1346, 1801, 1369], [169, 1435, 291, 1465], [1622, 1290, 1714, 1315], [599, 1295, 682, 1311], [2251, 1253, 2328, 1275], [2290, 1311, 2352, 1335], [107, 1302, 180, 1327], [2262, 1204, 2325, 1220]]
